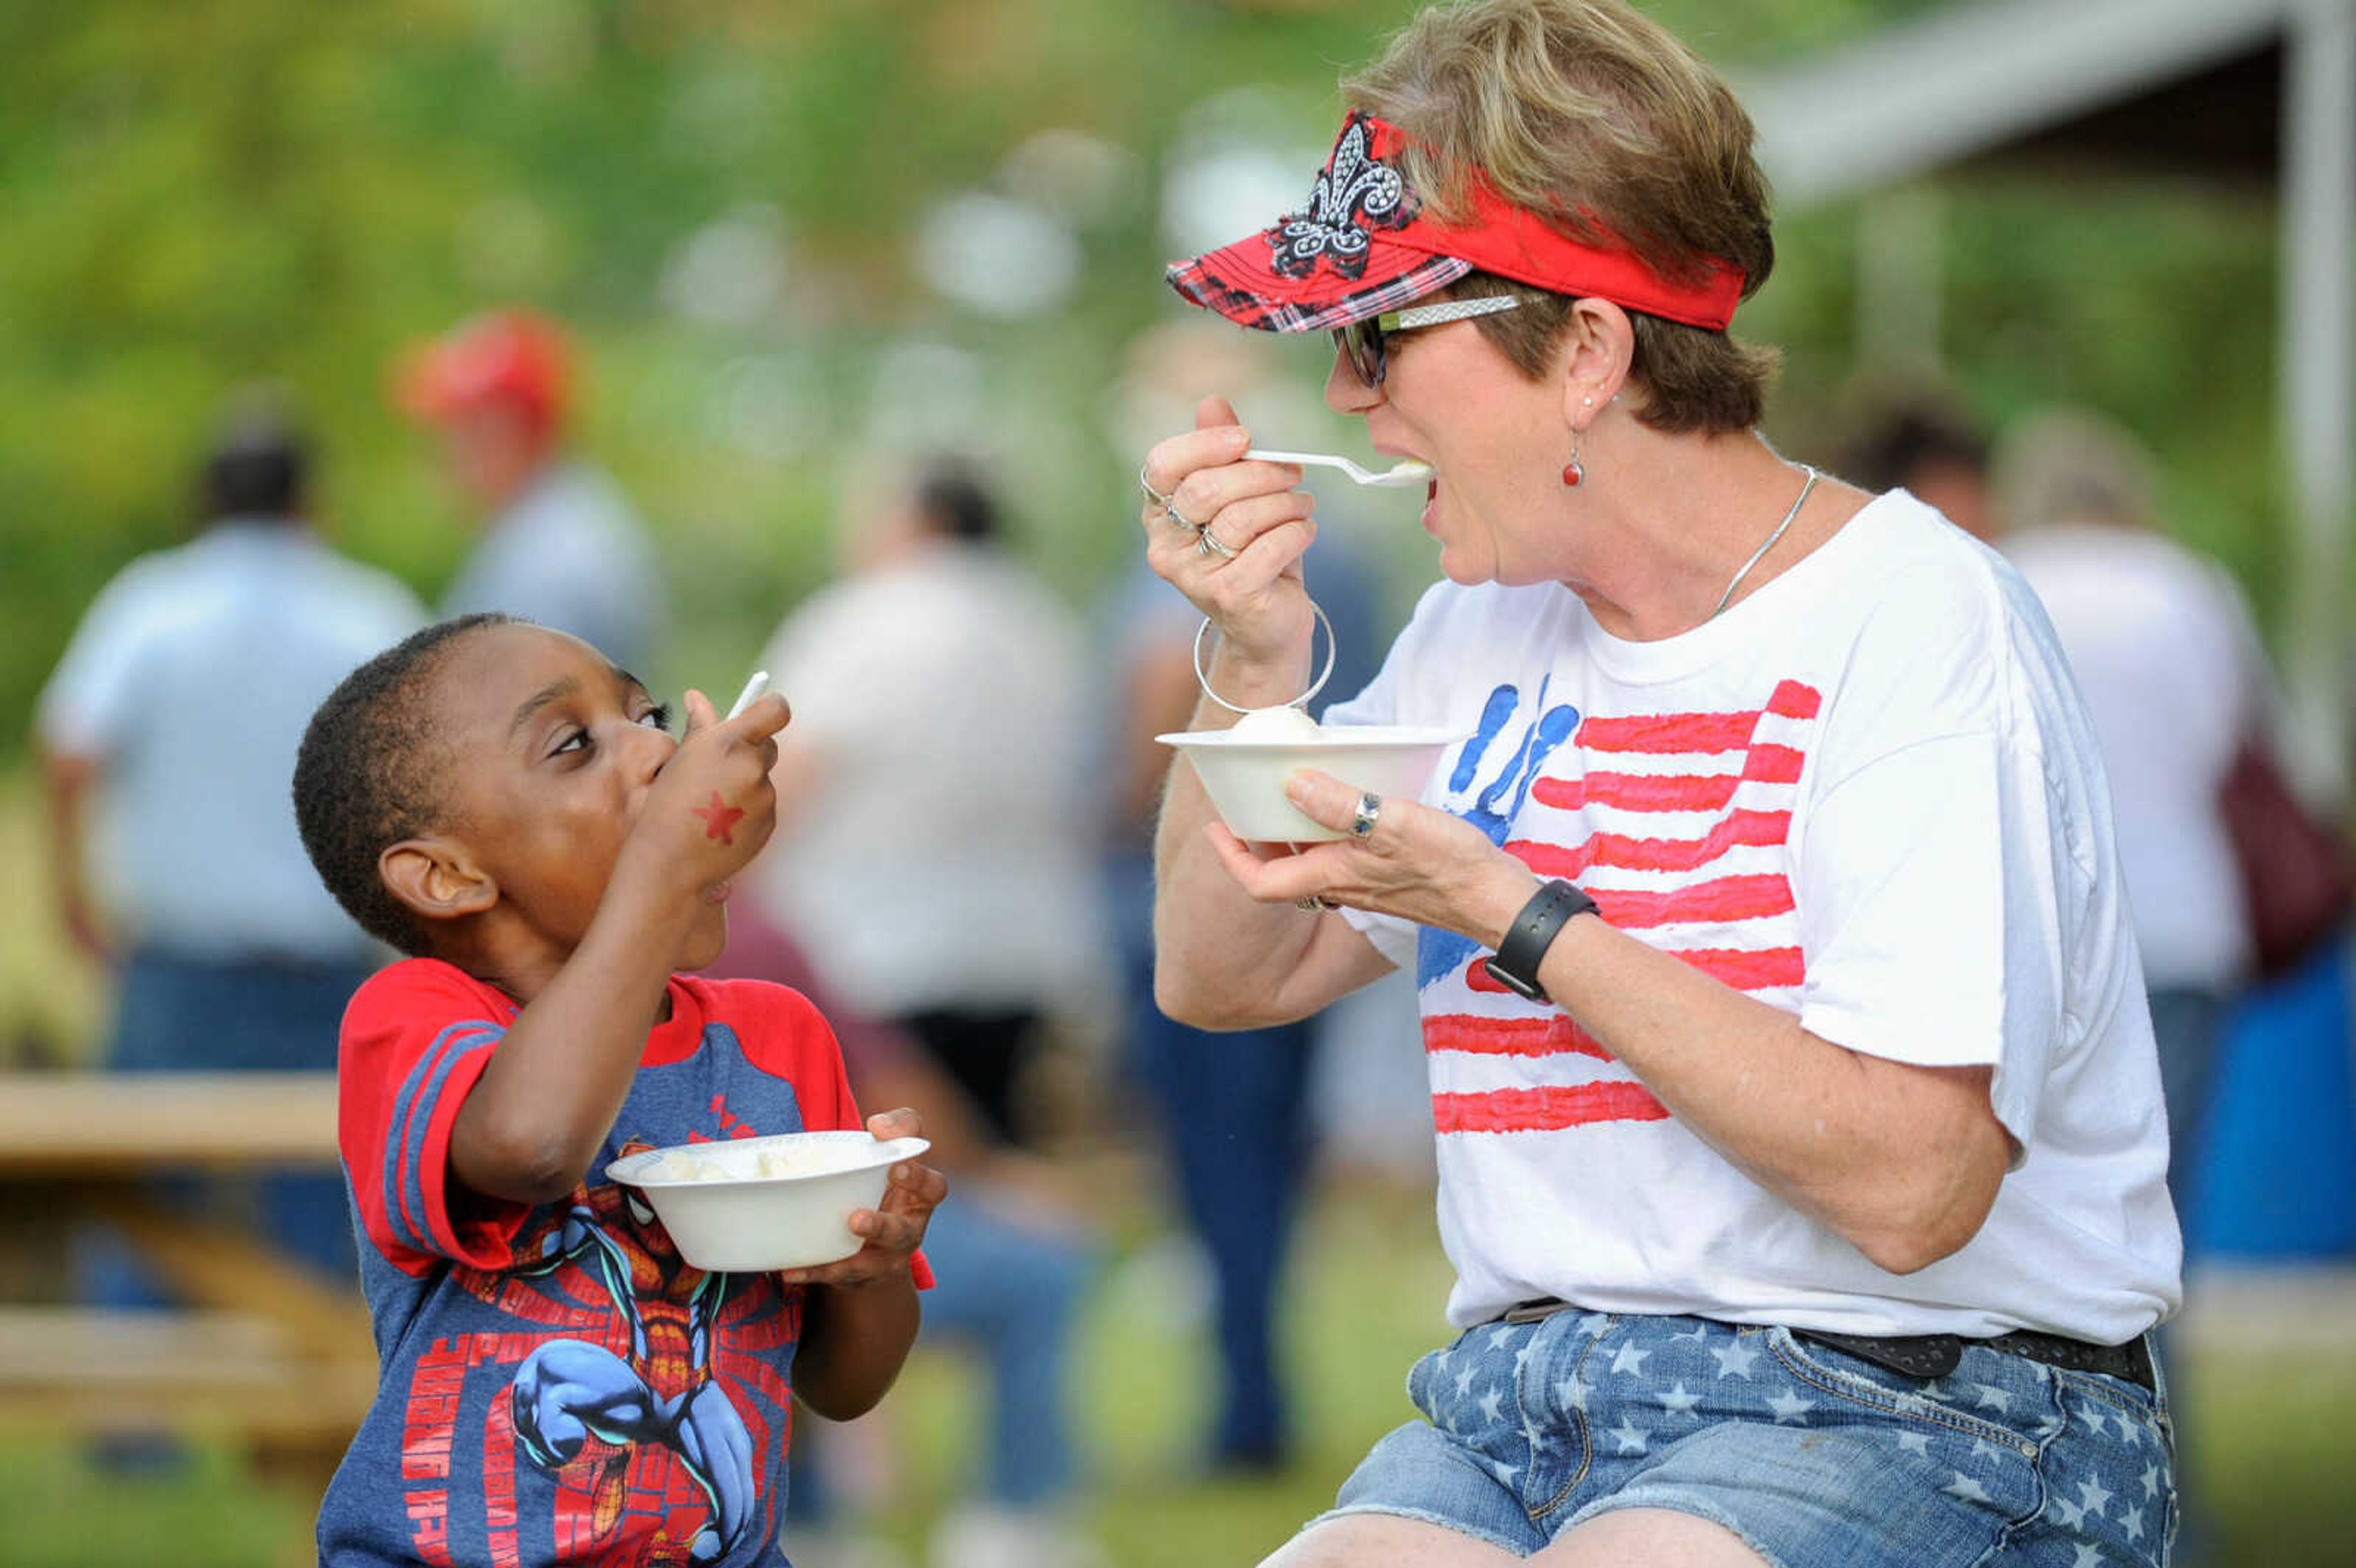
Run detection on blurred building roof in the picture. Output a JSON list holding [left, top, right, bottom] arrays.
[[1742, 0, 2304, 204]]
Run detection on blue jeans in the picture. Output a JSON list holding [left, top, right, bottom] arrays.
[[1323, 1309, 2175, 1566], [80, 948, 368, 1306], [2147, 986, 2230, 1217], [911, 1188, 1091, 1505], [787, 1191, 1090, 1520], [1110, 848, 1314, 1466]]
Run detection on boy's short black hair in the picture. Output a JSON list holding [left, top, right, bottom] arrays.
[[294, 613, 512, 955]]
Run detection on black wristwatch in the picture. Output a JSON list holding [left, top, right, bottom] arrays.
[[1480, 879, 1598, 1003]]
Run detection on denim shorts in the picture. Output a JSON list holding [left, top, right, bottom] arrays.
[[1317, 1309, 2176, 1567]]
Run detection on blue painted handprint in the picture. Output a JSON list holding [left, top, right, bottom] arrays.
[[1417, 678, 1582, 987]]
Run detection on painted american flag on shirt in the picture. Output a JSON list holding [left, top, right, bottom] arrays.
[[1415, 675, 1823, 1136]]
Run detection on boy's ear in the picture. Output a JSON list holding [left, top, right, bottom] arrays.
[[380, 837, 498, 926]]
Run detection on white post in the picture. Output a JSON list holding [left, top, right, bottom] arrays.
[[2281, 0, 2356, 801]]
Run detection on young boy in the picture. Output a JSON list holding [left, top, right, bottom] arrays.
[[292, 613, 942, 1567]]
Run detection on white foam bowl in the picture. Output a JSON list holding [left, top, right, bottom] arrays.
[[1157, 724, 1467, 842], [606, 1130, 929, 1273]]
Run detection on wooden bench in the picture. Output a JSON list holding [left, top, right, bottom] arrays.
[[0, 1304, 372, 1443], [0, 1072, 375, 1552]]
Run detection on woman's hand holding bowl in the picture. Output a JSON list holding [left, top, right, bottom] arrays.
[[1207, 767, 1541, 949], [1139, 396, 1320, 688]]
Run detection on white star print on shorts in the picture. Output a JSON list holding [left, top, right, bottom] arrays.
[[1314, 1309, 2176, 1567]]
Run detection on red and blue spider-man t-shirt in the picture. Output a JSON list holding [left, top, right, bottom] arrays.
[[319, 958, 926, 1567]]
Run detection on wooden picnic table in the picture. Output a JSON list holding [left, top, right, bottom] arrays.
[[0, 1071, 376, 1556], [0, 1070, 348, 1175]]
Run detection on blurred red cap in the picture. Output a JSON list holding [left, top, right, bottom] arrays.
[[396, 308, 572, 438]]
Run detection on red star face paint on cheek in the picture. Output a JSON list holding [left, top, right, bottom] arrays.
[[692, 791, 746, 845]]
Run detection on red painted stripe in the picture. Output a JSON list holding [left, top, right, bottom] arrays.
[[1768, 680, 1822, 720], [1423, 1010, 1613, 1060], [1669, 945, 1807, 990], [1434, 1081, 1669, 1132], [1510, 807, 1792, 877], [1532, 769, 1731, 812], [1595, 874, 1794, 929], [1529, 774, 1586, 810], [1577, 708, 1760, 755], [1564, 682, 1822, 758], [1451, 937, 1801, 996], [1528, 743, 1807, 815]]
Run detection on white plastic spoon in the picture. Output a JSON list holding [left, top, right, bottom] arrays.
[[1245, 448, 1434, 488], [724, 670, 772, 720]]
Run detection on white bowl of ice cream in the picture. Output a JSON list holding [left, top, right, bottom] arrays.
[[1158, 705, 1467, 843], [606, 1130, 928, 1272]]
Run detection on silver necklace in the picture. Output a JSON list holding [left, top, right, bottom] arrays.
[[1710, 464, 1818, 620]]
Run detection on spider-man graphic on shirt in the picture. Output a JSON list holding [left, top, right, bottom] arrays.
[[315, 959, 925, 1568]]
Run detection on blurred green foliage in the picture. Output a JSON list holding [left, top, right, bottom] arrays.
[[0, 0, 2297, 761]]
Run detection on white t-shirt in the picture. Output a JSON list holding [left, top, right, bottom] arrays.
[[752, 544, 1106, 1019], [2003, 522, 2255, 990], [1328, 491, 2181, 1342], [37, 521, 426, 960]]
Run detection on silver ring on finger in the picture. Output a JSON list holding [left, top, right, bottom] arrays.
[[1139, 463, 1174, 511], [1196, 526, 1238, 559], [1350, 791, 1382, 840], [1164, 499, 1202, 534]]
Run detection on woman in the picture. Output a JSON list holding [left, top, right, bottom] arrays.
[[1136, 4, 2181, 1566]]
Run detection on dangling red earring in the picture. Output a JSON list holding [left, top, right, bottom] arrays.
[[1563, 398, 1591, 486]]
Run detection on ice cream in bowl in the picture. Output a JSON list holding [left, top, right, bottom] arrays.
[[607, 1129, 929, 1272]]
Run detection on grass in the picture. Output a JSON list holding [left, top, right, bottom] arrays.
[[4, 1179, 2353, 1566]]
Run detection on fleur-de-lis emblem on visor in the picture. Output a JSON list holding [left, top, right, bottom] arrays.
[[1269, 115, 1410, 280]]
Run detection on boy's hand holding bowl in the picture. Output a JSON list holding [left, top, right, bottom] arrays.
[[609, 1107, 944, 1278], [783, 1107, 944, 1288]]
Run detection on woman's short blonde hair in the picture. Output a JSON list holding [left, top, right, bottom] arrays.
[[1344, 0, 1779, 432]]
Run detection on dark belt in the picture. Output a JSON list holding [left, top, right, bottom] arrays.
[[1495, 1301, 2153, 1391], [1798, 1326, 2154, 1392]]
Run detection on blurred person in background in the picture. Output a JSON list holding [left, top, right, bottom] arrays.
[[709, 909, 1101, 1568], [36, 396, 425, 1319], [1995, 408, 2259, 1199], [1836, 389, 2000, 544], [751, 457, 1104, 1149], [1995, 406, 2282, 1567], [1139, 2, 2181, 1564], [1103, 319, 1406, 1475], [399, 306, 665, 673]]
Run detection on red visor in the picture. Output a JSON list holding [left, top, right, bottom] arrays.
[[1166, 112, 1744, 335]]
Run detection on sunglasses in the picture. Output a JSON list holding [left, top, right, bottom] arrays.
[[1331, 294, 1523, 387]]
